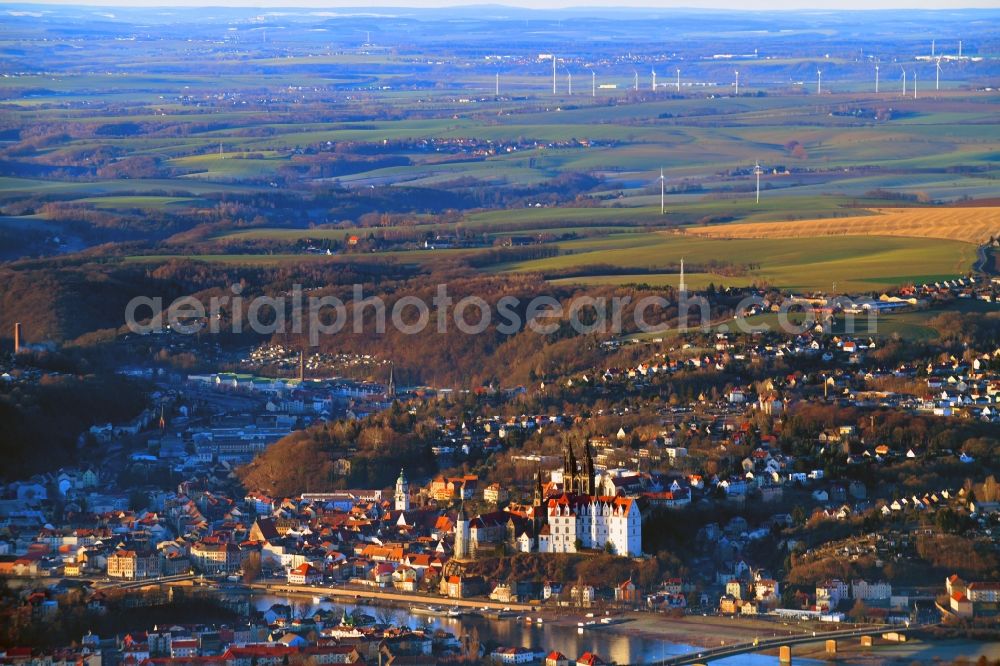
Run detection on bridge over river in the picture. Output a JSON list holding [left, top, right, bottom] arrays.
[[626, 625, 922, 665]]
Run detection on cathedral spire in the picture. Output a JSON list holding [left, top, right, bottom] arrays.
[[583, 440, 595, 495], [565, 441, 577, 494]]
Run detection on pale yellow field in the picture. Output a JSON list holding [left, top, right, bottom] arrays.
[[689, 207, 1000, 244]]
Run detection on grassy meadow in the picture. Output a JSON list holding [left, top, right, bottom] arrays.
[[493, 232, 977, 293]]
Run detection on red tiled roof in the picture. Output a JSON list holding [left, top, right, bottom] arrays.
[[223, 646, 299, 659], [139, 655, 226, 666]]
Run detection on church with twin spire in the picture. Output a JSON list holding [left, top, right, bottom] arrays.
[[454, 440, 642, 559], [561, 439, 596, 495], [536, 441, 641, 557]]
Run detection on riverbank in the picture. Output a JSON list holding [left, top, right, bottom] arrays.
[[239, 582, 1000, 664], [249, 592, 704, 665], [243, 581, 868, 650], [246, 580, 536, 612], [793, 636, 1000, 664], [586, 616, 1000, 665], [596, 613, 837, 650], [247, 588, 1000, 666]]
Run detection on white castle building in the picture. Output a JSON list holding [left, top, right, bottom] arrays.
[[539, 493, 642, 557], [453, 441, 642, 559]]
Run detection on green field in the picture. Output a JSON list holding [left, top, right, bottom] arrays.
[[0, 176, 260, 198], [152, 229, 979, 294], [124, 253, 338, 266], [123, 247, 481, 267], [2, 20, 997, 305], [77, 195, 202, 210], [495, 232, 977, 293], [3, 69, 997, 237], [550, 272, 754, 290]]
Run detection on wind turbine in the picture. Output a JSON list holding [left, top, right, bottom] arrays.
[[875, 62, 880, 93], [495, 71, 500, 96], [935, 57, 942, 91], [900, 66, 906, 97], [633, 70, 638, 91], [676, 68, 681, 92], [753, 161, 763, 204], [817, 69, 822, 95], [734, 70, 739, 96], [658, 168, 666, 215], [913, 70, 917, 99], [591, 69, 596, 97], [567, 69, 572, 95], [651, 67, 657, 91], [552, 55, 557, 95]]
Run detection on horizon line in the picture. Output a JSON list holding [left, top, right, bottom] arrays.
[[3, 1, 998, 11]]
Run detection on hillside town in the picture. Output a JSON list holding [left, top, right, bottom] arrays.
[[3, 287, 1000, 663], [2, 2, 1000, 664]]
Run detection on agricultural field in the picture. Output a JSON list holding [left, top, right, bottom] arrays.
[[495, 232, 978, 293], [123, 247, 483, 267], [76, 196, 204, 211], [689, 206, 1000, 244], [0, 5, 997, 302], [549, 272, 755, 291], [127, 227, 975, 294]]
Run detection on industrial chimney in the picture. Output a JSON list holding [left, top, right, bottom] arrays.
[[13, 322, 22, 355]]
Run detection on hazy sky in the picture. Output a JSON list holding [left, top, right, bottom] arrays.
[[3, 0, 995, 9]]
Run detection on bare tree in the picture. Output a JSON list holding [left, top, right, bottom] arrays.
[[242, 552, 262, 583], [375, 606, 395, 626], [466, 626, 480, 662]]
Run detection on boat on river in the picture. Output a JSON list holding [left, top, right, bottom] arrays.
[[410, 605, 442, 616]]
